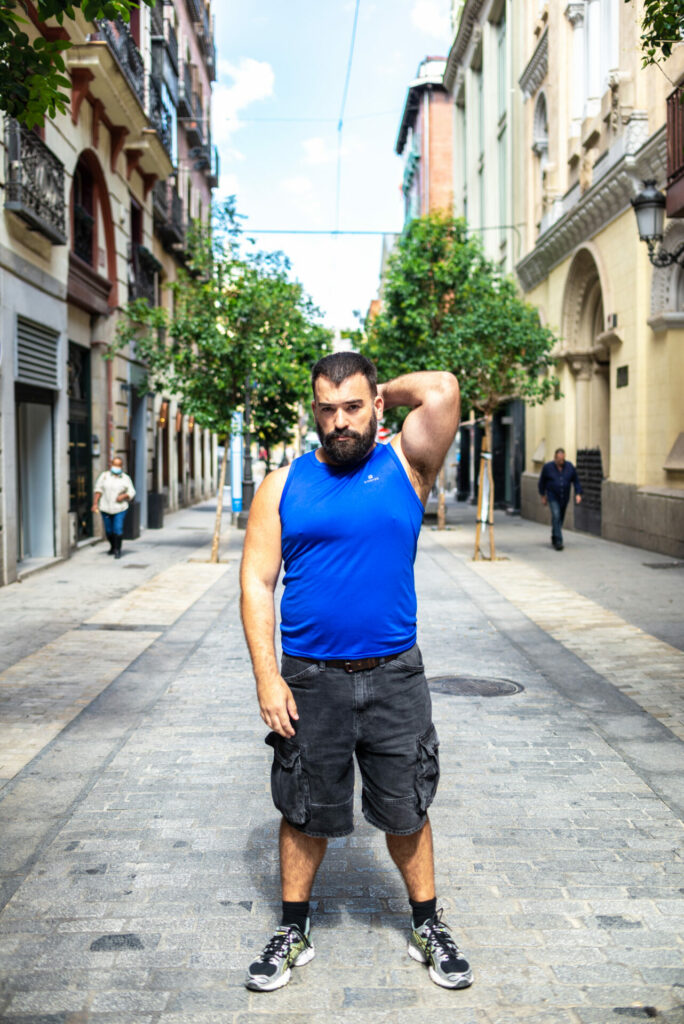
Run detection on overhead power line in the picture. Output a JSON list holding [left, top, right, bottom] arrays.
[[223, 110, 398, 124], [244, 229, 395, 236], [336, 0, 361, 233]]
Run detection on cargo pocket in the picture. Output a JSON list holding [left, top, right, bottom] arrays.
[[415, 724, 440, 814], [265, 732, 311, 826]]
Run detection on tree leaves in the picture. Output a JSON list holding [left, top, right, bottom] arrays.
[[624, 0, 684, 67], [0, 1, 153, 127], [112, 201, 332, 456], [363, 211, 560, 422]]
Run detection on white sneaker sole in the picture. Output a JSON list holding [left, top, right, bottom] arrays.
[[408, 941, 474, 989], [246, 943, 315, 991]]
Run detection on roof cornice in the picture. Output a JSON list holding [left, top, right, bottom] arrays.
[[395, 75, 448, 154], [516, 123, 666, 292], [519, 28, 548, 99], [444, 0, 487, 91]]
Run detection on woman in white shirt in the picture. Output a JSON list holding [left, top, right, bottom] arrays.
[[91, 457, 136, 559]]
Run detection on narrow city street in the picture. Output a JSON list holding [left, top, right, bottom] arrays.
[[0, 503, 682, 1024]]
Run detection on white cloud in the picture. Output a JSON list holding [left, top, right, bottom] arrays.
[[218, 172, 240, 199], [281, 175, 315, 196], [302, 136, 339, 166], [411, 0, 451, 41], [302, 134, 360, 166], [213, 57, 275, 148]]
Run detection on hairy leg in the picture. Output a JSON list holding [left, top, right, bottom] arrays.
[[280, 819, 328, 901], [385, 818, 435, 901]]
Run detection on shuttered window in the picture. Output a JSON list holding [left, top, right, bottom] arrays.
[[16, 316, 60, 390]]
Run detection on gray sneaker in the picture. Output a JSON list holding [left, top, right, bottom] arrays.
[[408, 909, 473, 989], [245, 921, 315, 991]]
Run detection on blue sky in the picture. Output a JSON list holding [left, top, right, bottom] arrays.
[[212, 1, 453, 331]]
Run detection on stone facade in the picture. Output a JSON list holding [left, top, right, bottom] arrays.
[[0, 1, 218, 585], [515, 0, 684, 557]]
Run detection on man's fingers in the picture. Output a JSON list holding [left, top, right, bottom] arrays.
[[286, 692, 299, 721]]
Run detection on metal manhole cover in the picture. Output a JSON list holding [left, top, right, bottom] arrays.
[[428, 676, 524, 697]]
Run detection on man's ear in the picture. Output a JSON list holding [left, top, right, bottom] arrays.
[[374, 393, 384, 416]]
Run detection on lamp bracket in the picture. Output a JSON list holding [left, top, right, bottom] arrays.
[[646, 239, 684, 268]]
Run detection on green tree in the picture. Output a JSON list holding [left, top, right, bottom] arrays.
[[625, 0, 684, 66], [1, 0, 154, 128], [115, 201, 331, 559], [363, 211, 560, 550]]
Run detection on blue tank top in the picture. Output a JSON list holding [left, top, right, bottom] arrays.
[[278, 443, 424, 659]]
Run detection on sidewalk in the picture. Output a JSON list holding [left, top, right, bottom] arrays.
[[0, 506, 682, 1023]]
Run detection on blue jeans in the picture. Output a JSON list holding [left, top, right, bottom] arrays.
[[548, 499, 567, 546], [101, 510, 126, 537]]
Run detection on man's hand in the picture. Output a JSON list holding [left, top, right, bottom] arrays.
[[541, 495, 548, 506], [90, 503, 99, 513], [575, 494, 582, 505], [257, 675, 299, 738]]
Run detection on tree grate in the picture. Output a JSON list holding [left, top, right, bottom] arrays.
[[428, 676, 524, 697]]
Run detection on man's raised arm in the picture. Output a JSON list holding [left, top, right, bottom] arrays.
[[240, 467, 298, 738], [380, 371, 461, 502]]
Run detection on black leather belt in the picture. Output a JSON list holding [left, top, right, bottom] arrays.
[[298, 652, 402, 674]]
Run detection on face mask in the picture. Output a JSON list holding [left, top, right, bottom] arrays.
[[111, 467, 123, 475]]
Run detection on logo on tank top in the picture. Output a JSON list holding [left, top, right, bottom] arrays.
[[364, 472, 380, 484]]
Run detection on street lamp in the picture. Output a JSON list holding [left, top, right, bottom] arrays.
[[631, 179, 684, 267]]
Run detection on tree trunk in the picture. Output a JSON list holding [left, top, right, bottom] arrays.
[[436, 464, 446, 530], [210, 437, 230, 564], [473, 414, 495, 560]]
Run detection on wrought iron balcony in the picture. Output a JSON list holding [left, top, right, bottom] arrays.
[[178, 62, 194, 118], [96, 17, 145, 105], [129, 243, 162, 304], [184, 96, 204, 147], [666, 87, 684, 218], [4, 118, 66, 244], [185, 0, 202, 23], [153, 181, 185, 252], [148, 75, 173, 155], [167, 22, 179, 73]]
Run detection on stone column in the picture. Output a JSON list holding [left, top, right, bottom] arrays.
[[565, 2, 586, 138]]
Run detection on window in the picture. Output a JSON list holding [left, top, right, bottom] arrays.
[[72, 159, 95, 265]]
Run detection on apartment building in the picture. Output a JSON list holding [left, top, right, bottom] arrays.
[[514, 1, 684, 556], [0, 0, 218, 585]]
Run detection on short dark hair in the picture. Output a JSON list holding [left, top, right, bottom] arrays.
[[554, 448, 565, 457], [311, 351, 377, 398]]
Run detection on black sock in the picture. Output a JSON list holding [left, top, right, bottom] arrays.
[[410, 896, 437, 928], [281, 900, 310, 934]]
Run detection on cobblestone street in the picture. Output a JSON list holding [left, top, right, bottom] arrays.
[[0, 503, 682, 1024]]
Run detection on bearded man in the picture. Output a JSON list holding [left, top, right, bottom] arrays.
[[240, 352, 473, 993]]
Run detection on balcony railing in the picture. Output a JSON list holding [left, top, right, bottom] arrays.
[[148, 75, 173, 155], [153, 181, 185, 252], [129, 243, 162, 303], [178, 61, 194, 118], [4, 118, 66, 244], [185, 0, 202, 23], [96, 17, 145, 104]]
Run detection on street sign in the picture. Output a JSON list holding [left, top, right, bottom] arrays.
[[230, 411, 243, 512], [377, 426, 391, 443]]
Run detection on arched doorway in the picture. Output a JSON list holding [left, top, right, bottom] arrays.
[[561, 247, 611, 534]]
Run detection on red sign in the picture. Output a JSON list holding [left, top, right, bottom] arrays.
[[377, 426, 391, 442]]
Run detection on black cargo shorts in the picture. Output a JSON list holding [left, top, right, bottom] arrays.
[[265, 644, 440, 838]]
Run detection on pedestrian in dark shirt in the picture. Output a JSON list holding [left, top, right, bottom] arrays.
[[538, 448, 582, 550]]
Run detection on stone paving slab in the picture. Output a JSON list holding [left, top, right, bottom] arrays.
[[0, 529, 682, 1022]]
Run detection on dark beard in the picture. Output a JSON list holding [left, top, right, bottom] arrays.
[[316, 411, 377, 466]]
